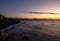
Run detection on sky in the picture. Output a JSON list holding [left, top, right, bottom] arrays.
[[0, 0, 60, 19]]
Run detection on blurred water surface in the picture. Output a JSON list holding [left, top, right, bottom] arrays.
[[1, 20, 60, 41]]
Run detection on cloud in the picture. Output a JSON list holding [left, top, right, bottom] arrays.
[[27, 12, 58, 14]]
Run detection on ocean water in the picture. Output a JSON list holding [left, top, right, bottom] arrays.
[[1, 20, 60, 41]]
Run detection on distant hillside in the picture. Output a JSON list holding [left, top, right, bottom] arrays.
[[0, 14, 20, 30]]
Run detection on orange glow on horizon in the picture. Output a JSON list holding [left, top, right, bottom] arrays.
[[14, 13, 60, 19]]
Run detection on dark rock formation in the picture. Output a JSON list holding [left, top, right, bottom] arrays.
[[0, 14, 20, 30]]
